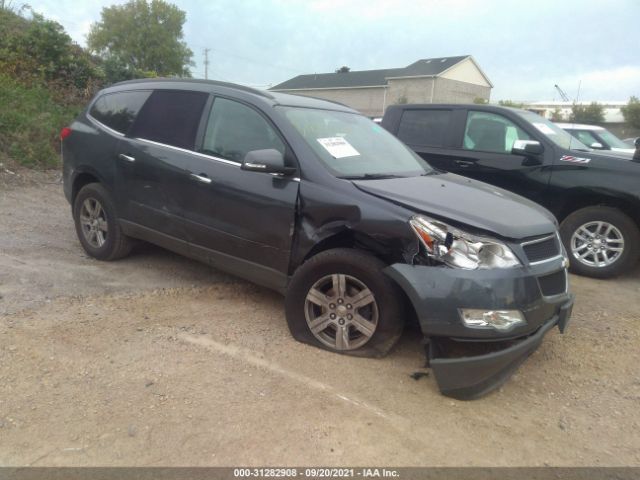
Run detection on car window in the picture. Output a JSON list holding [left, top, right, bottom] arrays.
[[281, 106, 432, 178], [129, 90, 209, 150], [396, 109, 451, 147], [463, 111, 530, 154], [89, 91, 151, 134], [573, 130, 600, 147], [201, 97, 285, 163], [597, 129, 630, 149]]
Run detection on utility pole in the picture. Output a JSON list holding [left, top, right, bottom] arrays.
[[203, 48, 211, 80]]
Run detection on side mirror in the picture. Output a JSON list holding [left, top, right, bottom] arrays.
[[635, 137, 640, 148], [241, 149, 295, 175], [590, 142, 604, 149], [512, 140, 544, 156]]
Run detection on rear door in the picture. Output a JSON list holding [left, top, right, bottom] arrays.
[[116, 89, 209, 239], [85, 90, 151, 214], [181, 96, 300, 289], [443, 109, 552, 204], [393, 108, 458, 167]]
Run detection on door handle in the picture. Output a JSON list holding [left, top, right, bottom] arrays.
[[455, 159, 475, 168], [119, 153, 136, 163], [190, 173, 212, 184]]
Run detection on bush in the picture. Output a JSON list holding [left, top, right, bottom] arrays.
[[0, 75, 81, 168], [570, 102, 604, 123], [621, 96, 640, 129], [0, 7, 103, 99]]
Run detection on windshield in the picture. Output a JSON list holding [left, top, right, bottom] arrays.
[[280, 107, 433, 178], [598, 129, 631, 149], [516, 110, 589, 150]]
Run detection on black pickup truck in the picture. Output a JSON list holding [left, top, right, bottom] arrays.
[[382, 104, 640, 278]]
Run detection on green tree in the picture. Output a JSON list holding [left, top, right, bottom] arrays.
[[498, 100, 524, 108], [570, 102, 605, 123], [473, 97, 488, 104], [621, 96, 640, 129], [88, 0, 193, 83], [550, 107, 564, 122], [0, 7, 102, 92]]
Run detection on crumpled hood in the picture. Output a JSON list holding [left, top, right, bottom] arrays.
[[353, 173, 557, 239]]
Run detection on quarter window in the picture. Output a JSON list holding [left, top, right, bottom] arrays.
[[129, 90, 209, 150], [463, 111, 531, 154], [396, 109, 451, 147], [201, 97, 285, 162], [89, 91, 151, 134]]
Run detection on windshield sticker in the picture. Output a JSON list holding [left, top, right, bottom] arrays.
[[317, 137, 360, 158], [532, 123, 556, 135], [560, 155, 591, 164]]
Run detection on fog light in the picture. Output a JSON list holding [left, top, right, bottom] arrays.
[[460, 309, 526, 331]]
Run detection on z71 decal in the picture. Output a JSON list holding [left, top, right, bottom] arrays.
[[560, 155, 591, 164]]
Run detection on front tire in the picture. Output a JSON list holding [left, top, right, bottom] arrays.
[[285, 248, 405, 357], [560, 206, 640, 278], [73, 183, 133, 261]]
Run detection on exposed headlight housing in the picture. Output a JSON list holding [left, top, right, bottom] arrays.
[[409, 215, 520, 269]]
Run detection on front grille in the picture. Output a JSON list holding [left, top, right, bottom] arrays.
[[522, 235, 561, 263], [538, 270, 567, 297]]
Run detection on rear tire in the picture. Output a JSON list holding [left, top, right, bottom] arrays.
[[285, 248, 405, 357], [73, 183, 133, 261], [559, 206, 639, 278]]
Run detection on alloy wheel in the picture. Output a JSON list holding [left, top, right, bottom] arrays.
[[79, 197, 108, 248], [570, 221, 624, 268], [304, 273, 378, 351]]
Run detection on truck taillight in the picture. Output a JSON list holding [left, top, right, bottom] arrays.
[[60, 127, 72, 140]]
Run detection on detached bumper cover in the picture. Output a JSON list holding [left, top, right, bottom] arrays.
[[429, 297, 573, 399], [384, 262, 573, 400]]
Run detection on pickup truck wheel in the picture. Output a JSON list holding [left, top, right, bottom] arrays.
[[560, 206, 640, 278], [73, 183, 133, 261], [285, 248, 404, 358]]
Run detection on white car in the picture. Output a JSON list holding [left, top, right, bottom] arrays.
[[556, 123, 635, 154]]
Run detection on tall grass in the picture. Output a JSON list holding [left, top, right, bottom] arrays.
[[0, 75, 82, 168]]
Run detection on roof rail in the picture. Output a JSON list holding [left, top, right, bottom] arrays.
[[111, 78, 274, 99]]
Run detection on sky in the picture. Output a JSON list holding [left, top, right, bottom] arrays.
[[30, 0, 640, 101]]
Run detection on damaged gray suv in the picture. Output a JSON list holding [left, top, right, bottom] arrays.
[[62, 79, 574, 399]]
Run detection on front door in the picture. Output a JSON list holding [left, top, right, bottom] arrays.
[[182, 96, 300, 289], [445, 110, 552, 205]]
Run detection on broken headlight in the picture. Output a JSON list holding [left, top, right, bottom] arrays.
[[409, 215, 520, 269]]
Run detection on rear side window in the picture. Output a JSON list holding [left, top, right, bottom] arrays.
[[89, 91, 151, 134], [129, 90, 209, 150], [201, 97, 285, 162], [396, 109, 451, 147]]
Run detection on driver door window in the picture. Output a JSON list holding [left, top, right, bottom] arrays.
[[463, 111, 530, 154], [202, 97, 285, 163]]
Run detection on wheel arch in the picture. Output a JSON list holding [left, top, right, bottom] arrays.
[[71, 170, 102, 204], [557, 190, 640, 227], [298, 231, 419, 328]]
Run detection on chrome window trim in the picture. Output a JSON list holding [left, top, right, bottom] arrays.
[[134, 137, 241, 167], [86, 113, 125, 138]]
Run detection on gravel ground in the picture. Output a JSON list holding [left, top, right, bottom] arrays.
[[1, 168, 639, 466]]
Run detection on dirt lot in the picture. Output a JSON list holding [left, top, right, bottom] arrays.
[[1, 168, 639, 467]]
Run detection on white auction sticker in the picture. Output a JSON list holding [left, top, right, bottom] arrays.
[[317, 137, 360, 158], [532, 122, 556, 135]]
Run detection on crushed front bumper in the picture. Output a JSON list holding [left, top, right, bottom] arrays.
[[384, 260, 573, 400]]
